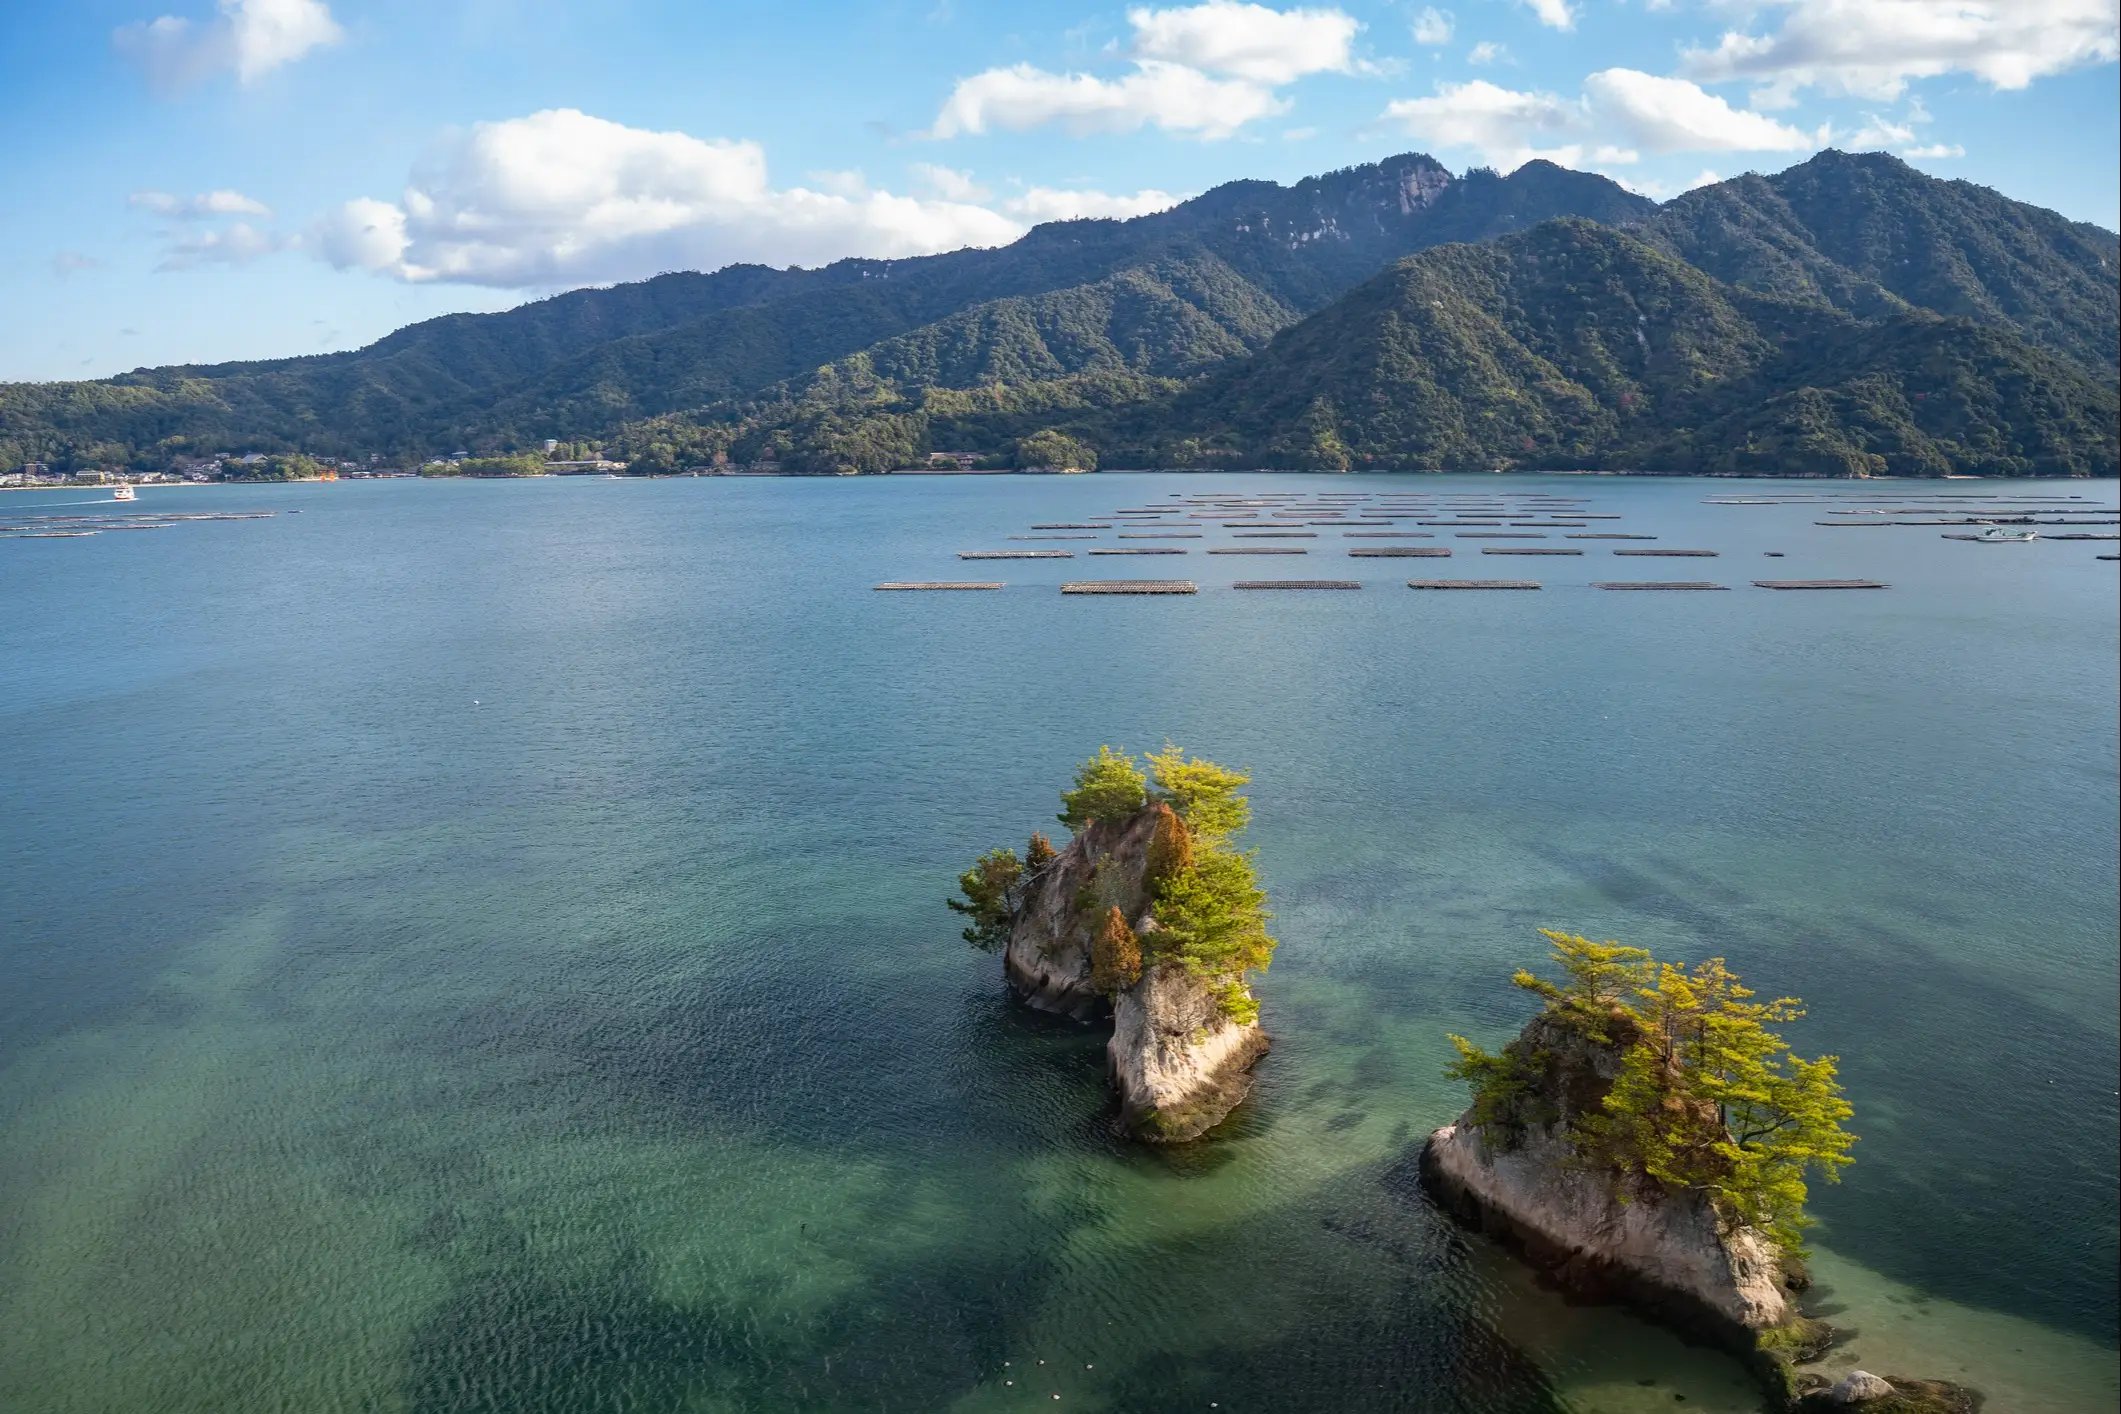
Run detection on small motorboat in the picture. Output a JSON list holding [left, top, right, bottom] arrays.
[[1976, 526, 2037, 542], [111, 483, 137, 501]]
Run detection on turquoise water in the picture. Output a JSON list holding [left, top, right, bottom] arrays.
[[1, 474, 2114, 1414]]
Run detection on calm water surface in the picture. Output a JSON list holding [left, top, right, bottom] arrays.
[[1, 474, 2115, 1414]]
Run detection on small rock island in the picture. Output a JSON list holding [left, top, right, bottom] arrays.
[[1423, 931, 1977, 1413], [951, 746, 1277, 1141]]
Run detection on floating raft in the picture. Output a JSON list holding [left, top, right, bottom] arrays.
[[1349, 546, 1450, 557], [960, 550, 1071, 559], [1090, 547, 1187, 555], [1569, 533, 1656, 540], [1209, 546, 1307, 554], [874, 581, 1004, 591], [1344, 532, 1434, 538], [1752, 579, 1889, 590], [1061, 580, 1197, 595], [1614, 548, 1718, 557], [1408, 579, 1541, 590], [1458, 532, 1546, 539], [1234, 531, 1316, 537], [1483, 547, 1581, 555], [1594, 581, 1728, 591], [1118, 533, 1202, 539], [1010, 534, 1097, 540], [1233, 580, 1361, 590], [1031, 523, 1111, 530]]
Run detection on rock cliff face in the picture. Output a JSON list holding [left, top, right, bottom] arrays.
[[1003, 807, 1267, 1140], [1421, 1013, 1792, 1336], [1420, 1012, 1822, 1400]]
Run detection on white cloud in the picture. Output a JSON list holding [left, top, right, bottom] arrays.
[[1467, 41, 1507, 65], [930, 2, 1368, 140], [1583, 68, 1815, 153], [1382, 80, 1584, 169], [1003, 187, 1187, 222], [114, 0, 341, 94], [129, 188, 272, 218], [1129, 1, 1363, 83], [1519, 0, 1574, 31], [52, 252, 105, 277], [1903, 141, 1965, 158], [313, 108, 1026, 287], [1681, 0, 2119, 106], [159, 221, 285, 269], [909, 162, 990, 201], [1413, 7, 1454, 45], [930, 59, 1287, 139], [1381, 69, 1816, 171]]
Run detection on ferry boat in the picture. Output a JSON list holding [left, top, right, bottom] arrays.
[[111, 483, 137, 501], [1976, 526, 2036, 542]]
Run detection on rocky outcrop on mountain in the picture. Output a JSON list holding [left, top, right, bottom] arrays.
[[1002, 804, 1268, 1141]]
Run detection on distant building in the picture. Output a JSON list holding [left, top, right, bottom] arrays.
[[927, 451, 979, 469]]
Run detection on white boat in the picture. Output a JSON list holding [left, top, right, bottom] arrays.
[[1976, 526, 2036, 542], [111, 483, 137, 501]]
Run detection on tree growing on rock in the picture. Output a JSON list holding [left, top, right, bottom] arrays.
[[1448, 930, 1857, 1251]]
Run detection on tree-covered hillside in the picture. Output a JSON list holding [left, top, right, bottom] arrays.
[[678, 219, 2116, 477], [2, 149, 2112, 478]]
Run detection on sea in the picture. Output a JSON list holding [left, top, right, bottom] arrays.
[[2, 473, 2115, 1414]]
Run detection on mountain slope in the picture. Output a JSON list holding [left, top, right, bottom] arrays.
[[3, 155, 1657, 468], [1644, 150, 2120, 372], [683, 218, 2115, 477], [1126, 220, 2117, 475]]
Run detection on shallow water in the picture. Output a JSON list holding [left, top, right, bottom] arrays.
[[1, 473, 2115, 1414]]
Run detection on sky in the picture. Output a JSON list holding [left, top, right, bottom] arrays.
[[2, 0, 2115, 382]]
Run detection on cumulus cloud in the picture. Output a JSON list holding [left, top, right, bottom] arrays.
[[1412, 7, 1454, 45], [1681, 0, 2119, 106], [1467, 41, 1507, 66], [1003, 187, 1188, 221], [1130, 1, 1363, 84], [1518, 0, 1575, 31], [1383, 81, 1583, 168], [1583, 69, 1815, 153], [129, 188, 272, 218], [1382, 69, 1816, 170], [312, 109, 1025, 287], [930, 59, 1288, 139], [909, 163, 990, 201], [930, 2, 1367, 140], [1903, 141, 1965, 158], [114, 0, 341, 94]]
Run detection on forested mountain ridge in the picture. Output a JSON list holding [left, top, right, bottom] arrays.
[[1640, 150, 2121, 371], [2, 149, 2113, 477], [4, 155, 1652, 469]]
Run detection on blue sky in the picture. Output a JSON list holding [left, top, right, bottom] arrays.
[[4, 0, 2115, 382]]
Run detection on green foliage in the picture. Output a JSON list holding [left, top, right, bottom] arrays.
[[1449, 930, 1858, 1252], [947, 847, 1025, 951], [1015, 428, 1097, 471], [1150, 849, 1275, 1024], [1145, 744, 1251, 842], [447, 454, 546, 477], [1057, 746, 1148, 833]]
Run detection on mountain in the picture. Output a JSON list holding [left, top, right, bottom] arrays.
[[1112, 220, 2117, 476], [0, 155, 1653, 470], [1641, 150, 2120, 373], [3, 149, 2114, 478]]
